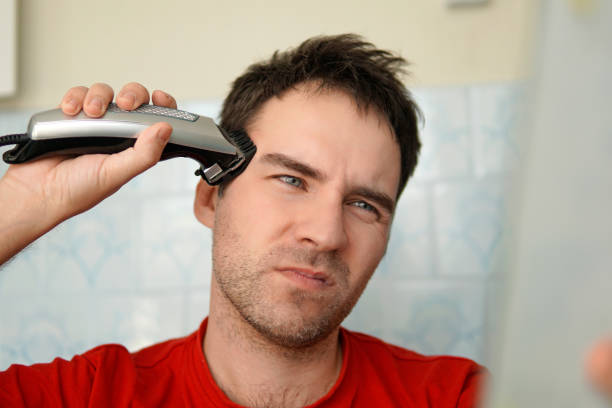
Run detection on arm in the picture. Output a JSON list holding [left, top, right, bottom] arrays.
[[0, 82, 175, 266]]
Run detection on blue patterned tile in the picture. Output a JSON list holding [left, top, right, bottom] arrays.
[[433, 180, 507, 277], [377, 185, 433, 277], [131, 158, 201, 195], [0, 295, 92, 370], [42, 197, 139, 291], [411, 88, 472, 181], [139, 196, 213, 289], [342, 278, 388, 336], [0, 241, 46, 295], [470, 84, 525, 177], [185, 289, 211, 332], [381, 280, 485, 362], [88, 293, 186, 352]]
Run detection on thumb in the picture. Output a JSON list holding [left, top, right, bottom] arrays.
[[99, 122, 172, 188]]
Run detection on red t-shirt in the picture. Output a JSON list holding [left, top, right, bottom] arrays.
[[0, 319, 484, 407]]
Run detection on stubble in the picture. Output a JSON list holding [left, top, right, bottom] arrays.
[[211, 209, 368, 349]]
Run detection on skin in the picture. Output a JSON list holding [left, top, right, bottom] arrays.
[[585, 338, 612, 400], [195, 84, 401, 407]]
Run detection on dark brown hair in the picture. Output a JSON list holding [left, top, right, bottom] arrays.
[[220, 34, 421, 198]]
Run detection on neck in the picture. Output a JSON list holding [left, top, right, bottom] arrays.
[[203, 280, 344, 408]]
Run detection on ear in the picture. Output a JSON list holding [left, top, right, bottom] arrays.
[[193, 179, 218, 228]]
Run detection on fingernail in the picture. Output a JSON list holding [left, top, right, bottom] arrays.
[[65, 99, 77, 113], [120, 92, 136, 108], [89, 97, 103, 113]]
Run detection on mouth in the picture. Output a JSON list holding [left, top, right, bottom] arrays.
[[275, 266, 332, 289]]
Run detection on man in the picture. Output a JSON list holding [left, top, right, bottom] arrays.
[[0, 34, 483, 407]]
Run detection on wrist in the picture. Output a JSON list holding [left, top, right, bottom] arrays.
[[0, 177, 57, 264]]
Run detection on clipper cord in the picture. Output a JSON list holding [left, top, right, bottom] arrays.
[[0, 133, 28, 146]]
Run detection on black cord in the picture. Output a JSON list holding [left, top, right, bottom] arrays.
[[0, 133, 28, 146]]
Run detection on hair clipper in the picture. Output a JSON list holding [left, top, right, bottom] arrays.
[[0, 103, 256, 185]]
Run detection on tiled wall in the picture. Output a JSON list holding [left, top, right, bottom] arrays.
[[0, 83, 522, 370]]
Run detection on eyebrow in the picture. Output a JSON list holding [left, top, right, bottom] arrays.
[[260, 152, 397, 215], [351, 187, 396, 215], [261, 153, 327, 181]]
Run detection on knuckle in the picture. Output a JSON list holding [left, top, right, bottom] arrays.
[[71, 85, 88, 94], [152, 89, 177, 108], [124, 82, 150, 98], [144, 151, 158, 167], [91, 82, 111, 90], [90, 82, 114, 99], [64, 86, 87, 100], [134, 145, 156, 169], [124, 81, 144, 89], [61, 86, 87, 112]]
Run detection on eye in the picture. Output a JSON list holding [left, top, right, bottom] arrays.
[[350, 200, 378, 215], [278, 175, 304, 189]]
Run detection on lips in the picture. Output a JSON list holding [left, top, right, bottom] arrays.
[[275, 266, 333, 286]]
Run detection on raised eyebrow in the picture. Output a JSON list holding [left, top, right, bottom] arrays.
[[351, 187, 396, 214], [260, 153, 327, 181]]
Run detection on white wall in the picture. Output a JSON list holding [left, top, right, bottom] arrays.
[[0, 0, 536, 109], [0, 0, 17, 97], [490, 1, 612, 406]]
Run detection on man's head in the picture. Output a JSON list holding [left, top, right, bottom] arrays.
[[220, 33, 421, 198], [195, 34, 421, 349]]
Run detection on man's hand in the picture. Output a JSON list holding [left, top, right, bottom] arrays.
[[0, 82, 176, 265], [585, 338, 612, 401]]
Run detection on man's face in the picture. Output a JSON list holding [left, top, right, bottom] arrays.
[[211, 84, 401, 348]]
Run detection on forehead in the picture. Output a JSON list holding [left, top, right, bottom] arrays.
[[246, 86, 401, 197]]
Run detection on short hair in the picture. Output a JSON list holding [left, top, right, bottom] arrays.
[[220, 33, 421, 198]]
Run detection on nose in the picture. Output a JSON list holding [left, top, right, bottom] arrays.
[[293, 194, 348, 252]]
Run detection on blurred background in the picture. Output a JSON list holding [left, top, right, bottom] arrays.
[[0, 0, 610, 406]]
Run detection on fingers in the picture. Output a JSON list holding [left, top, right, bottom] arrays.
[[83, 83, 115, 118], [117, 82, 151, 111], [152, 90, 177, 109], [99, 122, 173, 188], [61, 86, 88, 115], [585, 338, 612, 399], [60, 83, 177, 119]]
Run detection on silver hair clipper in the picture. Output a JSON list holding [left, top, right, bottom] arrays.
[[0, 103, 256, 185]]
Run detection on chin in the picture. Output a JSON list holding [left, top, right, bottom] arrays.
[[243, 296, 352, 349], [247, 313, 337, 349]]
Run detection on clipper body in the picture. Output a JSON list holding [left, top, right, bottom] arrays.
[[1, 104, 256, 185]]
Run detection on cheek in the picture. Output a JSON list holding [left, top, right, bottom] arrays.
[[344, 222, 390, 278], [220, 178, 292, 246]]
